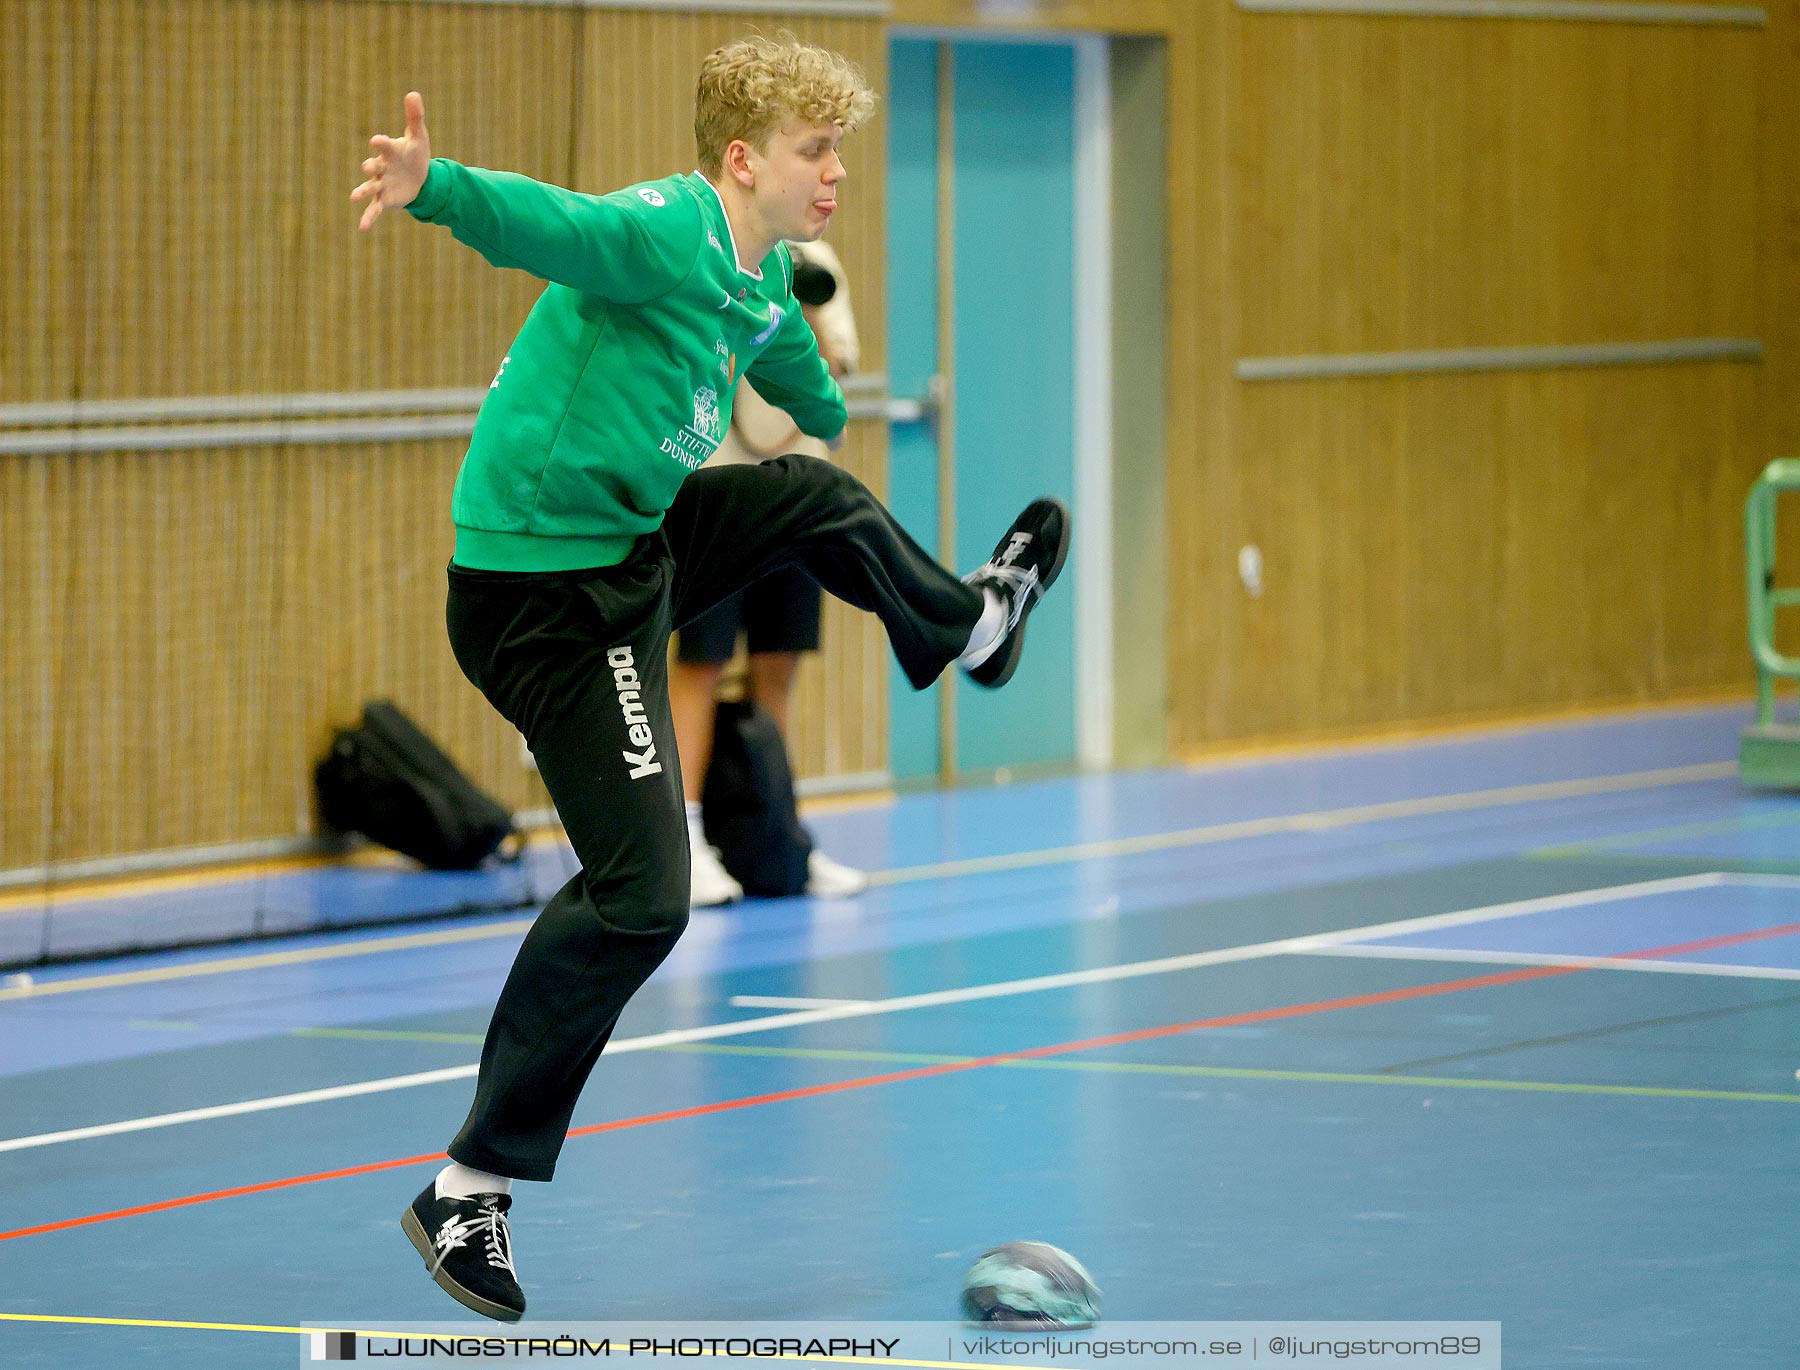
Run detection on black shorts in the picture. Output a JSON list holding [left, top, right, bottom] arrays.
[[676, 563, 823, 664]]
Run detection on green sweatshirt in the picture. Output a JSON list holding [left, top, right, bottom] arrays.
[[406, 160, 847, 571]]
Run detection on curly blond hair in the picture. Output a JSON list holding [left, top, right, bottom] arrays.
[[695, 34, 877, 177]]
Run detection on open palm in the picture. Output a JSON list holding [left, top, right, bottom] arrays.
[[351, 91, 431, 232]]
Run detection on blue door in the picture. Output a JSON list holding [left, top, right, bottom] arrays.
[[886, 38, 1079, 782]]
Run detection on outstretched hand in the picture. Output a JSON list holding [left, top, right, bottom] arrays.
[[351, 92, 431, 232]]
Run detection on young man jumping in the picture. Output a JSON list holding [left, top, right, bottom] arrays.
[[352, 35, 1067, 1322]]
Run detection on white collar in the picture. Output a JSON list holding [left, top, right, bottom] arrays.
[[693, 172, 764, 280]]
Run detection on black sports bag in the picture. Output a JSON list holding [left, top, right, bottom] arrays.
[[701, 699, 813, 897], [316, 700, 518, 870]]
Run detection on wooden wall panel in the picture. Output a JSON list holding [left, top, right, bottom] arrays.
[[1200, 363, 1763, 741], [0, 0, 572, 405], [0, 1, 888, 873], [0, 439, 524, 868], [891, 0, 1174, 34], [1168, 4, 1787, 753], [0, 458, 54, 873], [1167, 5, 1235, 761], [1230, 17, 1761, 356], [1768, 0, 1800, 466], [6, 0, 1798, 868]]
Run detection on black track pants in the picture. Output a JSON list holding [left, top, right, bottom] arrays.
[[442, 455, 983, 1180]]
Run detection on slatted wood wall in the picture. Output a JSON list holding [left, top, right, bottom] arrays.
[[1179, 6, 1784, 748], [900, 0, 1798, 753], [4, 0, 1797, 871], [0, 0, 887, 871]]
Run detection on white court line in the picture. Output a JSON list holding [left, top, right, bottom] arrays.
[[0, 871, 1748, 1156], [0, 936, 1313, 1154], [867, 762, 1737, 885], [1304, 942, 1800, 982], [0, 759, 1734, 1004], [728, 996, 871, 1010], [1286, 872, 1727, 949]]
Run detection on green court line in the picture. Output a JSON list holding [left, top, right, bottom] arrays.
[[1013, 1058, 1800, 1104], [1525, 849, 1800, 876], [291, 1029, 1800, 1105], [654, 1042, 1800, 1104], [1532, 809, 1800, 858], [292, 1026, 486, 1044], [1380, 990, 1800, 1075]]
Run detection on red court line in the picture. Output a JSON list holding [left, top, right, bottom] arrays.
[[6, 916, 1796, 1244], [0, 1151, 451, 1244], [1608, 918, 1800, 961]]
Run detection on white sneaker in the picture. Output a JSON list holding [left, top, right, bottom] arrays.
[[805, 850, 869, 898], [689, 840, 743, 906]]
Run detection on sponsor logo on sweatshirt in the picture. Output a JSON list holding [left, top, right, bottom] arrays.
[[637, 187, 666, 207], [750, 304, 785, 347], [690, 386, 724, 445], [658, 386, 728, 471], [607, 646, 663, 780]]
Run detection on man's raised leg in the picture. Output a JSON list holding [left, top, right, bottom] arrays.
[[661, 455, 1068, 691]]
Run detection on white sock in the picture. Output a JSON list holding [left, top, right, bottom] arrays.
[[685, 799, 704, 842], [436, 1161, 513, 1200], [957, 588, 1007, 669]]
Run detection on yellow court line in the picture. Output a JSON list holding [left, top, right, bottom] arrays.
[[0, 796, 890, 916], [0, 1311, 324, 1335], [0, 698, 1732, 914], [0, 917, 536, 1002], [0, 852, 347, 914], [2, 759, 1736, 1005], [1176, 690, 1750, 770], [864, 762, 1735, 887], [800, 788, 896, 815], [2, 695, 1740, 914], [301, 1033, 1800, 1107], [0, 825, 571, 915], [0, 1313, 1052, 1369]]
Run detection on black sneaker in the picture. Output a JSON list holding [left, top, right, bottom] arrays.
[[961, 498, 1070, 689], [401, 1182, 526, 1322]]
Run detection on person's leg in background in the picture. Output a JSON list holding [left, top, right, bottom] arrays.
[[739, 565, 867, 896], [670, 594, 746, 906], [742, 650, 800, 733]]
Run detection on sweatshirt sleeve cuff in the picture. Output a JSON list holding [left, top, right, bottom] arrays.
[[405, 159, 455, 222], [797, 385, 849, 441]]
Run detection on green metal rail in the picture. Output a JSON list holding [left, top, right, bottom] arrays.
[[1741, 459, 1800, 787]]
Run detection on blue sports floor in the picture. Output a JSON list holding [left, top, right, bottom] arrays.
[[2, 703, 1798, 1366]]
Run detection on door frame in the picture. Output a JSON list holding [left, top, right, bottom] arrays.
[[887, 27, 1116, 775]]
